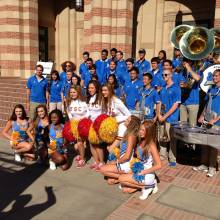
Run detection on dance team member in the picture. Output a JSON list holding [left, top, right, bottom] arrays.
[[2, 104, 34, 161], [66, 85, 89, 168], [119, 121, 161, 200], [100, 115, 141, 189], [86, 80, 103, 170], [48, 109, 69, 171], [101, 83, 131, 148], [27, 105, 49, 164]]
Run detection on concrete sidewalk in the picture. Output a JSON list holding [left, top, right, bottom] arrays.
[[0, 139, 130, 220]]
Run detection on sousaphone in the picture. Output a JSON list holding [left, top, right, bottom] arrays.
[[210, 28, 220, 53], [170, 24, 192, 49], [179, 26, 214, 60]]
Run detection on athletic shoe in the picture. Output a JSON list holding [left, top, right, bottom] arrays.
[[207, 167, 217, 177], [14, 153, 22, 162], [169, 162, 176, 167], [49, 160, 57, 170], [89, 162, 97, 170], [139, 188, 153, 200], [192, 165, 208, 172]]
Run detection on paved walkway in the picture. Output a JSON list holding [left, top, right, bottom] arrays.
[[0, 138, 220, 220]]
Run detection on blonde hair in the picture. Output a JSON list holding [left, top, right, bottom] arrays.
[[66, 85, 85, 108], [101, 83, 115, 113]]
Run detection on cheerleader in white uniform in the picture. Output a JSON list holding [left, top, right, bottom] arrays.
[[86, 80, 104, 171], [101, 84, 131, 149], [100, 115, 141, 185], [66, 85, 89, 168], [119, 120, 162, 199]]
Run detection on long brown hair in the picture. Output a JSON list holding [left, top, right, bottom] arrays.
[[86, 80, 102, 105], [66, 85, 85, 108], [33, 104, 48, 129], [101, 83, 115, 113], [140, 120, 157, 156], [9, 104, 28, 121], [123, 115, 141, 141]]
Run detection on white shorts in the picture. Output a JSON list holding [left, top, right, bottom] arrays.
[[117, 123, 127, 138], [117, 161, 131, 173]]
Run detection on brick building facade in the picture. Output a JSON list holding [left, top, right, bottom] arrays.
[[0, 0, 219, 78]]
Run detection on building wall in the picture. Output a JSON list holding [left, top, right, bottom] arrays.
[[0, 0, 38, 78]]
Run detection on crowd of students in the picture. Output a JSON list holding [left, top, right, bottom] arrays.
[[2, 47, 220, 200]]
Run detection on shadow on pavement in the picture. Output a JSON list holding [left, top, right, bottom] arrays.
[[0, 151, 55, 219]]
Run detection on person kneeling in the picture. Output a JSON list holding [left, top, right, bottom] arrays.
[[100, 116, 141, 189], [119, 121, 162, 200], [48, 109, 69, 171]]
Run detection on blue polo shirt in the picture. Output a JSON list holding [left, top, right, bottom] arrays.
[[61, 80, 72, 98], [160, 83, 181, 123], [95, 59, 109, 85], [149, 69, 163, 88], [59, 71, 67, 83], [172, 58, 182, 69], [139, 87, 160, 119], [206, 86, 220, 126], [27, 75, 48, 103], [79, 62, 88, 76], [50, 80, 63, 103], [116, 59, 127, 86], [82, 69, 92, 88], [134, 59, 151, 80], [114, 86, 122, 98], [181, 70, 202, 105], [123, 79, 143, 110]]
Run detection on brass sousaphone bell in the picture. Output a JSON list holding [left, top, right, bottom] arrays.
[[179, 26, 215, 60], [210, 28, 220, 53], [170, 24, 192, 49]]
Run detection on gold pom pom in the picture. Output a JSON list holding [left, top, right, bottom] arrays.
[[129, 158, 140, 168], [113, 147, 120, 159], [88, 126, 100, 145], [70, 119, 79, 140], [99, 117, 118, 144]]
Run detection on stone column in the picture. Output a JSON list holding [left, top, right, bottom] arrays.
[[0, 0, 39, 78], [84, 0, 134, 60], [214, 0, 220, 27]]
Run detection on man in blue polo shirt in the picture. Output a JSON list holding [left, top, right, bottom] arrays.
[[138, 73, 160, 121], [150, 57, 163, 90], [180, 58, 201, 126], [95, 49, 109, 85], [26, 64, 49, 119], [116, 51, 127, 86], [134, 48, 151, 80], [79, 51, 89, 77], [61, 70, 73, 101], [158, 69, 181, 167], [123, 67, 143, 112], [195, 69, 220, 177]]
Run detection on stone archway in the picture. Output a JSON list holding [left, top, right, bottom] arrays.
[[132, 0, 216, 60]]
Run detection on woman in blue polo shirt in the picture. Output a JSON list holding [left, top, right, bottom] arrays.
[[49, 70, 63, 112]]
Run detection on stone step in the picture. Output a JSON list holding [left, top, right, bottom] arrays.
[[0, 100, 26, 109], [0, 94, 27, 103], [0, 90, 27, 98], [0, 82, 27, 89], [0, 86, 26, 93]]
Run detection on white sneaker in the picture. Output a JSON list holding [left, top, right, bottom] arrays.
[[152, 183, 158, 194], [14, 153, 22, 162], [207, 167, 217, 177], [139, 188, 153, 200], [192, 164, 208, 172], [49, 160, 57, 170]]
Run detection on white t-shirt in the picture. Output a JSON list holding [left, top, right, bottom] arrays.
[[106, 97, 131, 123], [67, 99, 89, 120], [87, 94, 102, 121]]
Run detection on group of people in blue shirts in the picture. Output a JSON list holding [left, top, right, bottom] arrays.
[[25, 47, 220, 177]]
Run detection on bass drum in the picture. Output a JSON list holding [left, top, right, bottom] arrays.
[[200, 64, 220, 93]]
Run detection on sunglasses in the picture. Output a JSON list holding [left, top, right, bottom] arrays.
[[163, 73, 170, 77]]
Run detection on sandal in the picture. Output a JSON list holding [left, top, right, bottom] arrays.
[[74, 155, 81, 162], [76, 159, 86, 168]]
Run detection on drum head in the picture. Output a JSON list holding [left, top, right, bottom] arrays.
[[185, 127, 204, 133], [172, 121, 189, 129]]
